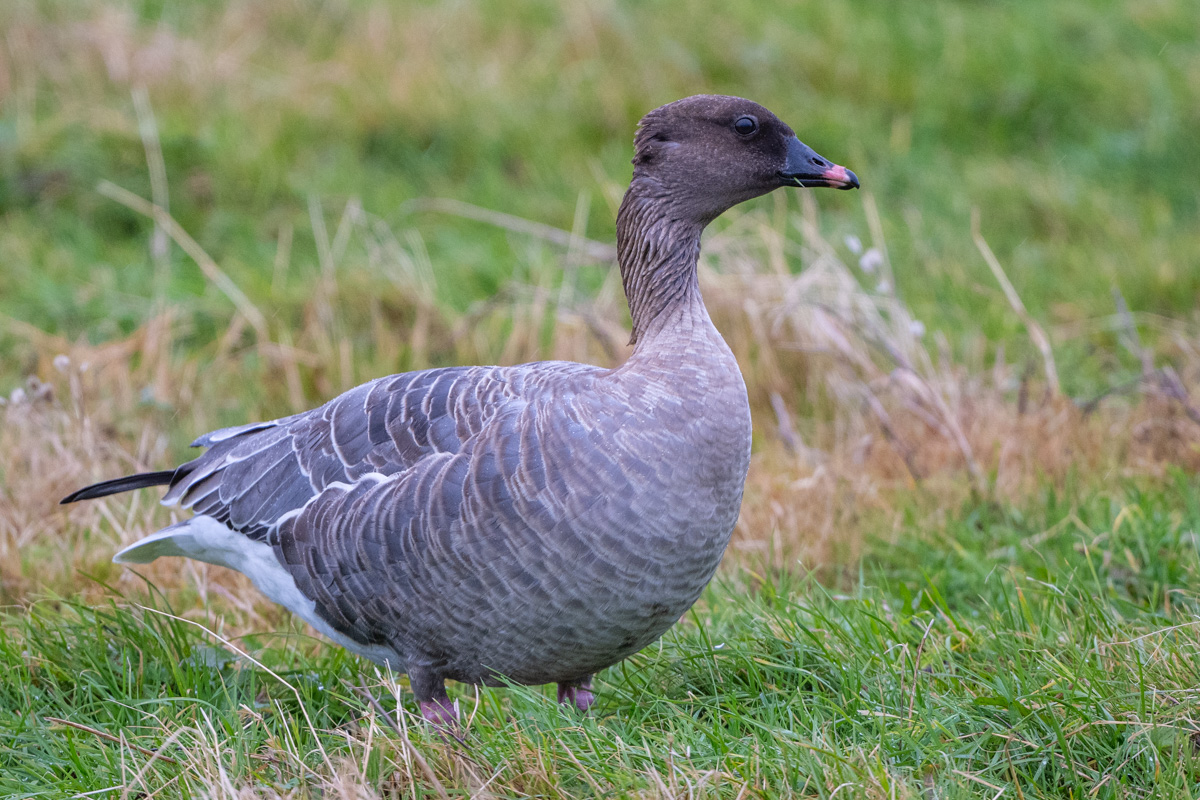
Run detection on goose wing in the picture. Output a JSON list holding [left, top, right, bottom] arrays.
[[159, 362, 600, 542]]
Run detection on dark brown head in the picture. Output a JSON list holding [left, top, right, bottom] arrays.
[[631, 95, 857, 224]]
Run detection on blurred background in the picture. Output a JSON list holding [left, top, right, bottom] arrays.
[[3, 0, 1200, 590], [3, 0, 1197, 358], [2, 0, 1199, 595], [4, 1, 1200, 794]]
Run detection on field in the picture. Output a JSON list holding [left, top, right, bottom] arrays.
[[2, 0, 1200, 796]]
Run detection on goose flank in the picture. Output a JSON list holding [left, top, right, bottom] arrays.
[[62, 95, 858, 725]]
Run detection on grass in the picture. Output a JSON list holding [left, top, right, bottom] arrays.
[[4, 0, 1200, 796], [6, 477, 1200, 797], [2, 0, 1198, 389]]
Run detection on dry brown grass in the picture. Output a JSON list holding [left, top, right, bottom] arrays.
[[4, 186, 1199, 622]]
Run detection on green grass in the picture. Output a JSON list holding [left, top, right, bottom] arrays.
[[4, 1, 1200, 796], [6, 476, 1200, 797], [2, 0, 1198, 395]]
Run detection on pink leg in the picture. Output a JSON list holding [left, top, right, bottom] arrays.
[[556, 676, 596, 712], [411, 667, 459, 728], [418, 694, 459, 726]]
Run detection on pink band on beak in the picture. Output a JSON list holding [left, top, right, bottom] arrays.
[[822, 165, 853, 185]]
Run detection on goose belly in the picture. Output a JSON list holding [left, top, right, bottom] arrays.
[[427, 412, 752, 686]]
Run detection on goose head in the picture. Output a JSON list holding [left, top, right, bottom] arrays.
[[631, 94, 858, 224]]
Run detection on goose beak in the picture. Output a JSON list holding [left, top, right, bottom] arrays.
[[779, 137, 859, 190]]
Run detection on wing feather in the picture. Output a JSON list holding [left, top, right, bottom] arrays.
[[155, 362, 598, 544]]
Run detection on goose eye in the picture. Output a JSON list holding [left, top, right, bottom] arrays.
[[733, 115, 758, 136]]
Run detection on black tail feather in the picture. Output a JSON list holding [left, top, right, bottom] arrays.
[[60, 470, 176, 504]]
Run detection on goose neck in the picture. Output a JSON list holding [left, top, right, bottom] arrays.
[[616, 182, 707, 347]]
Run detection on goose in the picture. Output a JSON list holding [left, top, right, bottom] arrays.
[[63, 95, 858, 725]]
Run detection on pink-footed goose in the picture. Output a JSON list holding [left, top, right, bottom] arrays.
[[63, 95, 858, 725]]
